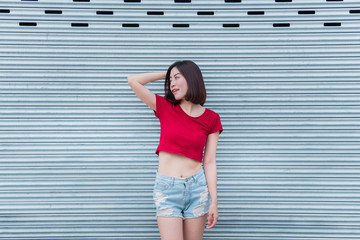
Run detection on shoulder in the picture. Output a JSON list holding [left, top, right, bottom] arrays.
[[205, 108, 220, 118], [154, 94, 175, 118], [202, 108, 221, 125], [155, 94, 173, 106]]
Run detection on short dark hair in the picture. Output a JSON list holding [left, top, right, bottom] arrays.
[[164, 60, 207, 106]]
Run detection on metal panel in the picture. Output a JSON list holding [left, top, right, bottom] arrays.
[[0, 0, 360, 239]]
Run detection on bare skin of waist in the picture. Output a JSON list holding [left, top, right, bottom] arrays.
[[157, 151, 202, 178]]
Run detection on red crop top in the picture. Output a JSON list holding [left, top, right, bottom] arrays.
[[153, 94, 223, 162]]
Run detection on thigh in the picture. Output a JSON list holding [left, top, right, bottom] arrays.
[[183, 214, 208, 240], [153, 182, 184, 218], [183, 172, 211, 219], [157, 216, 183, 240]]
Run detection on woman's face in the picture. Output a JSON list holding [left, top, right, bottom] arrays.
[[169, 67, 188, 101]]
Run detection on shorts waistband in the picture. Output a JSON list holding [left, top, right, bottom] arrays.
[[156, 167, 204, 184]]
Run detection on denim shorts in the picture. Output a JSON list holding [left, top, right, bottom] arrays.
[[152, 167, 211, 219]]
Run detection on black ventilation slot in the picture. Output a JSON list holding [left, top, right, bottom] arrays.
[[298, 10, 315, 14], [124, 0, 141, 2], [273, 23, 290, 27], [73, 0, 90, 2], [0, 9, 10, 13], [275, 0, 292, 2], [324, 22, 341, 26], [21, 0, 38, 1], [173, 24, 189, 28], [19, 22, 37, 26], [97, 11, 113, 15], [45, 10, 62, 14], [175, 0, 191, 2], [225, 0, 241, 2], [72, 23, 89, 27], [123, 23, 139, 27], [223, 24, 239, 28], [147, 11, 164, 15], [326, 0, 343, 1], [197, 11, 214, 15], [350, 10, 360, 14], [248, 11, 264, 15]]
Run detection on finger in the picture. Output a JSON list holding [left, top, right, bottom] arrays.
[[208, 213, 213, 224], [207, 221, 215, 229], [207, 214, 214, 227], [207, 214, 218, 229]]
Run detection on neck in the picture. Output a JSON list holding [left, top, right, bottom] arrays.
[[180, 100, 201, 115]]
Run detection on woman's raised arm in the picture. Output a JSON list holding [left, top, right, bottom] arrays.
[[127, 72, 166, 111]]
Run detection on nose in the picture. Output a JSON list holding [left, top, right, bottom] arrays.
[[170, 81, 175, 89]]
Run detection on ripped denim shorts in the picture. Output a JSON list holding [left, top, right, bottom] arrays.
[[152, 167, 211, 219]]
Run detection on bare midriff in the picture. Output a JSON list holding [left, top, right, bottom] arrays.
[[158, 151, 202, 178]]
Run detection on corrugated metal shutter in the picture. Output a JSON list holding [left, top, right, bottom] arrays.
[[1, 0, 360, 239]]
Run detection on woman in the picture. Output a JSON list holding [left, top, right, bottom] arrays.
[[127, 60, 223, 240]]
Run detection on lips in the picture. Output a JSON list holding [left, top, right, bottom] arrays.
[[172, 88, 179, 93]]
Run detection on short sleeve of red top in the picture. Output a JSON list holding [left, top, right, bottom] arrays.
[[153, 94, 223, 163]]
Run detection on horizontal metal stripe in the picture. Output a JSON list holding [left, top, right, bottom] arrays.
[[1, 148, 360, 156], [0, 0, 358, 9], [1, 162, 360, 167], [0, 100, 359, 107], [2, 201, 359, 207], [2, 206, 360, 215], [0, 107, 359, 114], [1, 70, 360, 79], [2, 100, 360, 106], [0, 56, 359, 66], [1, 81, 360, 88], [0, 20, 358, 33], [1, 190, 359, 198], [1, 166, 360, 174], [0, 59, 359, 70], [0, 70, 342, 78], [3, 93, 360, 99], [0, 181, 360, 187], [2, 216, 358, 225], [1, 212, 358, 218], [8, 122, 360, 131], [1, 32, 359, 45], [1, 175, 360, 180], [2, 201, 360, 206], [1, 130, 360, 138], [0, 155, 360, 166], [1, 99, 359, 107], [1, 8, 359, 21], [3, 188, 359, 193], [2, 156, 359, 164], [1, 230, 357, 240], [1, 83, 360, 91], [1, 177, 360, 184], [1, 201, 360, 209], [1, 46, 360, 57]]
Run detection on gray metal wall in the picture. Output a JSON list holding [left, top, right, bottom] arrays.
[[1, 0, 360, 239]]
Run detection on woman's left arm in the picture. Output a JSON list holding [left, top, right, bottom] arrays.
[[202, 131, 220, 229]]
